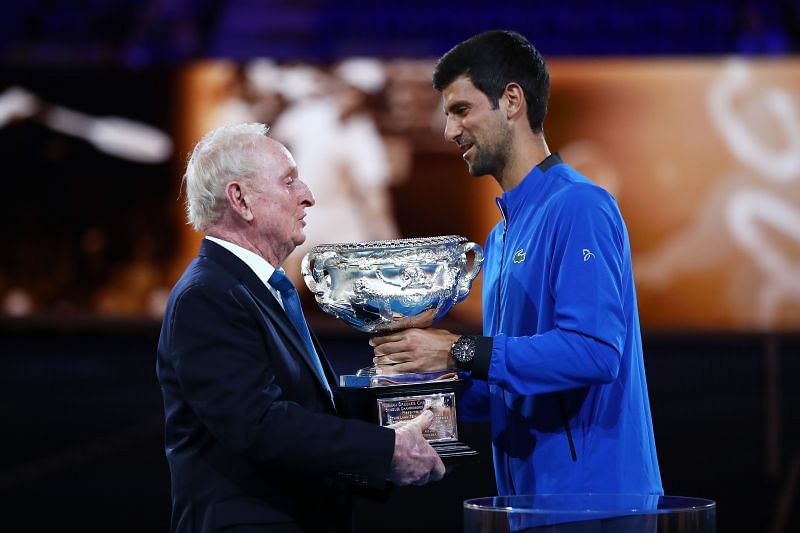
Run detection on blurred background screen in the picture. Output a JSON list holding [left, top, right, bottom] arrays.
[[177, 57, 800, 331], [4, 58, 800, 331]]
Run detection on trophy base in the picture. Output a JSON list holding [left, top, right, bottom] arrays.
[[430, 440, 479, 461], [336, 371, 478, 463]]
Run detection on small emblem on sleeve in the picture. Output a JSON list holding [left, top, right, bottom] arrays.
[[513, 249, 526, 263], [582, 249, 595, 261]]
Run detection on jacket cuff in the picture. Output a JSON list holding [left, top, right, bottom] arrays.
[[471, 336, 493, 380]]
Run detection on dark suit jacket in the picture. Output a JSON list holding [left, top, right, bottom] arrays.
[[157, 239, 394, 532]]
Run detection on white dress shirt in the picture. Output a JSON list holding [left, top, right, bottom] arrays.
[[205, 236, 284, 308]]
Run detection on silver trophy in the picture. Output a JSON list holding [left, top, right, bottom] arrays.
[[302, 235, 483, 460], [301, 235, 483, 334]]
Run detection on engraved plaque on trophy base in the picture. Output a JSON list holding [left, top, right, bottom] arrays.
[[336, 370, 477, 462], [378, 393, 457, 442]]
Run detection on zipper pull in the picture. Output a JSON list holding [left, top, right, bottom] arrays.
[[496, 197, 508, 235]]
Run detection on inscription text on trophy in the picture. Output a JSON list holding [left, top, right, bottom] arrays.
[[377, 393, 457, 442]]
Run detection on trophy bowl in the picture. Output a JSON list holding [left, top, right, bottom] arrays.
[[301, 235, 483, 334]]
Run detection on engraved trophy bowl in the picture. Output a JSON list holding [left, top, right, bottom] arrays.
[[301, 235, 484, 461], [301, 235, 483, 334]]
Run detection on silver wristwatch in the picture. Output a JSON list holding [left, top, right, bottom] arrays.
[[450, 335, 477, 369]]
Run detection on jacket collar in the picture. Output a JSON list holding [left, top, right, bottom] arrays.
[[498, 152, 564, 221]]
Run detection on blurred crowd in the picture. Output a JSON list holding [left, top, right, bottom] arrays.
[[1, 1, 799, 67]]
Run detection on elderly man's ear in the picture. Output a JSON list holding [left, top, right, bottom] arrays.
[[226, 181, 254, 222]]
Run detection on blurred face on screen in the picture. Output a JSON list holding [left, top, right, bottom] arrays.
[[442, 75, 512, 178]]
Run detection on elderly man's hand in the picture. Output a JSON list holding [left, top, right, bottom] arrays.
[[370, 328, 459, 374], [388, 410, 446, 486]]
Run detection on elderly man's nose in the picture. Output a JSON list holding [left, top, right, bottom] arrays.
[[300, 181, 315, 206]]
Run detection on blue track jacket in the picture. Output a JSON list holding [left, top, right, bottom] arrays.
[[461, 154, 663, 496]]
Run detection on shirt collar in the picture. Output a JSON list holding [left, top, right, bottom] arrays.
[[205, 236, 277, 289]]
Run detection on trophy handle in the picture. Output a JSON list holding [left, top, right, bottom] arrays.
[[455, 241, 484, 302], [301, 250, 334, 302]]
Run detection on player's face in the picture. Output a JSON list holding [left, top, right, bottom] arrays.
[[442, 75, 512, 178]]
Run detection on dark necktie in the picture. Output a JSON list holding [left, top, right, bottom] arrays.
[[268, 269, 333, 398]]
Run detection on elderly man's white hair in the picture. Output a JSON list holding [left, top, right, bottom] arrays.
[[184, 122, 269, 231]]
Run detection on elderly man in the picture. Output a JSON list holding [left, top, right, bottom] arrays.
[[156, 122, 444, 533]]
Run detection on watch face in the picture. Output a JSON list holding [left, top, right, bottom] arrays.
[[452, 335, 476, 364]]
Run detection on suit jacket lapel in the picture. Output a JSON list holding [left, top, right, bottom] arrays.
[[199, 240, 336, 404], [309, 328, 338, 388]]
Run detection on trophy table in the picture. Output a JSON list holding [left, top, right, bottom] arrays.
[[302, 235, 483, 461]]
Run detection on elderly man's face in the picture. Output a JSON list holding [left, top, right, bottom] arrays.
[[247, 138, 315, 263]]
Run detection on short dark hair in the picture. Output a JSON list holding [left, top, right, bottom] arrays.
[[432, 30, 550, 133]]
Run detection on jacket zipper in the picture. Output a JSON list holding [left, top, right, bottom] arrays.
[[496, 197, 517, 492], [495, 198, 508, 333]]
